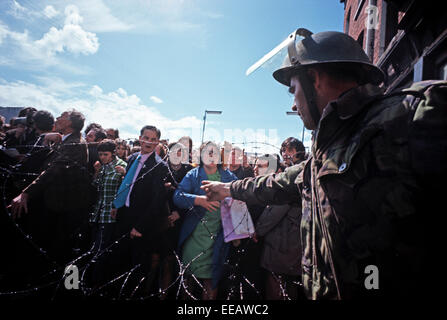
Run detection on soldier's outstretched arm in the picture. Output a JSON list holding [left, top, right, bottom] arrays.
[[201, 163, 303, 206]]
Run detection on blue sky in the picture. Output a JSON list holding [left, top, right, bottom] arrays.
[[0, 0, 345, 154]]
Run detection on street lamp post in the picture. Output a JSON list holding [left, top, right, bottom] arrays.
[[201, 110, 222, 144], [286, 111, 305, 143]]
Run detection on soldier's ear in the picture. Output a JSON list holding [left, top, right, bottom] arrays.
[[307, 68, 321, 89]]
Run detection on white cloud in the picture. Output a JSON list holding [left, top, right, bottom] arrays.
[[47, 0, 133, 33], [0, 5, 99, 71], [44, 5, 59, 19], [89, 85, 103, 97], [150, 96, 163, 104], [32, 76, 86, 97], [0, 22, 8, 45], [7, 1, 50, 20], [34, 25, 99, 57], [64, 5, 83, 25], [0, 78, 201, 140], [70, 0, 221, 34], [7, 0, 29, 19], [0, 78, 61, 111], [5, 0, 220, 35], [34, 6, 99, 57]]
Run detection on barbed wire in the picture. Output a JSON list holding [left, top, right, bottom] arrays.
[[0, 138, 304, 300]]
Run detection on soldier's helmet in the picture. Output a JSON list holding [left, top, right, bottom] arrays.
[[273, 31, 384, 86]]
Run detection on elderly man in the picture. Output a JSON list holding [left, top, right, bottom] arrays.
[[201, 30, 447, 299], [10, 109, 95, 264]]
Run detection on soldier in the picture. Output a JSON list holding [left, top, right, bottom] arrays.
[[201, 30, 447, 299]]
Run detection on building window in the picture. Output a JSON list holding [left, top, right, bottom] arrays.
[[354, 0, 366, 21], [345, 8, 351, 34], [357, 30, 365, 50]]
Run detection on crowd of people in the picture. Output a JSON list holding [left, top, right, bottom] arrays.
[[0, 107, 307, 300], [1, 29, 446, 301]]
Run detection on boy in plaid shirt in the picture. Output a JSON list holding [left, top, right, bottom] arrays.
[[90, 139, 127, 253]]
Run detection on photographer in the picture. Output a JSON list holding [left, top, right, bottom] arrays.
[[9, 109, 96, 264], [3, 107, 38, 158], [12, 110, 55, 191]]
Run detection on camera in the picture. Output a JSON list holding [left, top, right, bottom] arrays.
[[11, 117, 28, 126], [11, 114, 35, 128]]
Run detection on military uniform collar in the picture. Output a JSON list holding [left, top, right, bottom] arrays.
[[312, 84, 384, 157], [329, 83, 384, 120]]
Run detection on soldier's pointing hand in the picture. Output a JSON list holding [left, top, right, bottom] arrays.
[[200, 180, 232, 201]]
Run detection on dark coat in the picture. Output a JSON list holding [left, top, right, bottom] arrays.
[[256, 204, 302, 275], [116, 152, 169, 239], [163, 163, 194, 252], [23, 131, 94, 214], [21, 131, 95, 263], [230, 165, 254, 180], [230, 81, 447, 299]]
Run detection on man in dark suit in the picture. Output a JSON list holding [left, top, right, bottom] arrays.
[[10, 109, 95, 264], [110, 125, 169, 297]]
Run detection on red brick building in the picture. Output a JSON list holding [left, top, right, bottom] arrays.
[[340, 0, 447, 92]]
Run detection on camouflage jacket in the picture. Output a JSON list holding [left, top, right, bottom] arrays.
[[231, 80, 447, 299]]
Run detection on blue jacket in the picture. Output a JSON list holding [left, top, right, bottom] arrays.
[[173, 166, 237, 289]]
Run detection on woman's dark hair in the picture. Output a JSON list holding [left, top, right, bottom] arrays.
[[84, 122, 102, 136], [199, 141, 222, 168], [156, 143, 168, 159], [106, 128, 119, 139], [115, 138, 127, 146], [94, 129, 107, 142]]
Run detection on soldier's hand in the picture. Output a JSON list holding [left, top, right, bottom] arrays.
[[8, 193, 29, 220], [200, 180, 232, 201]]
